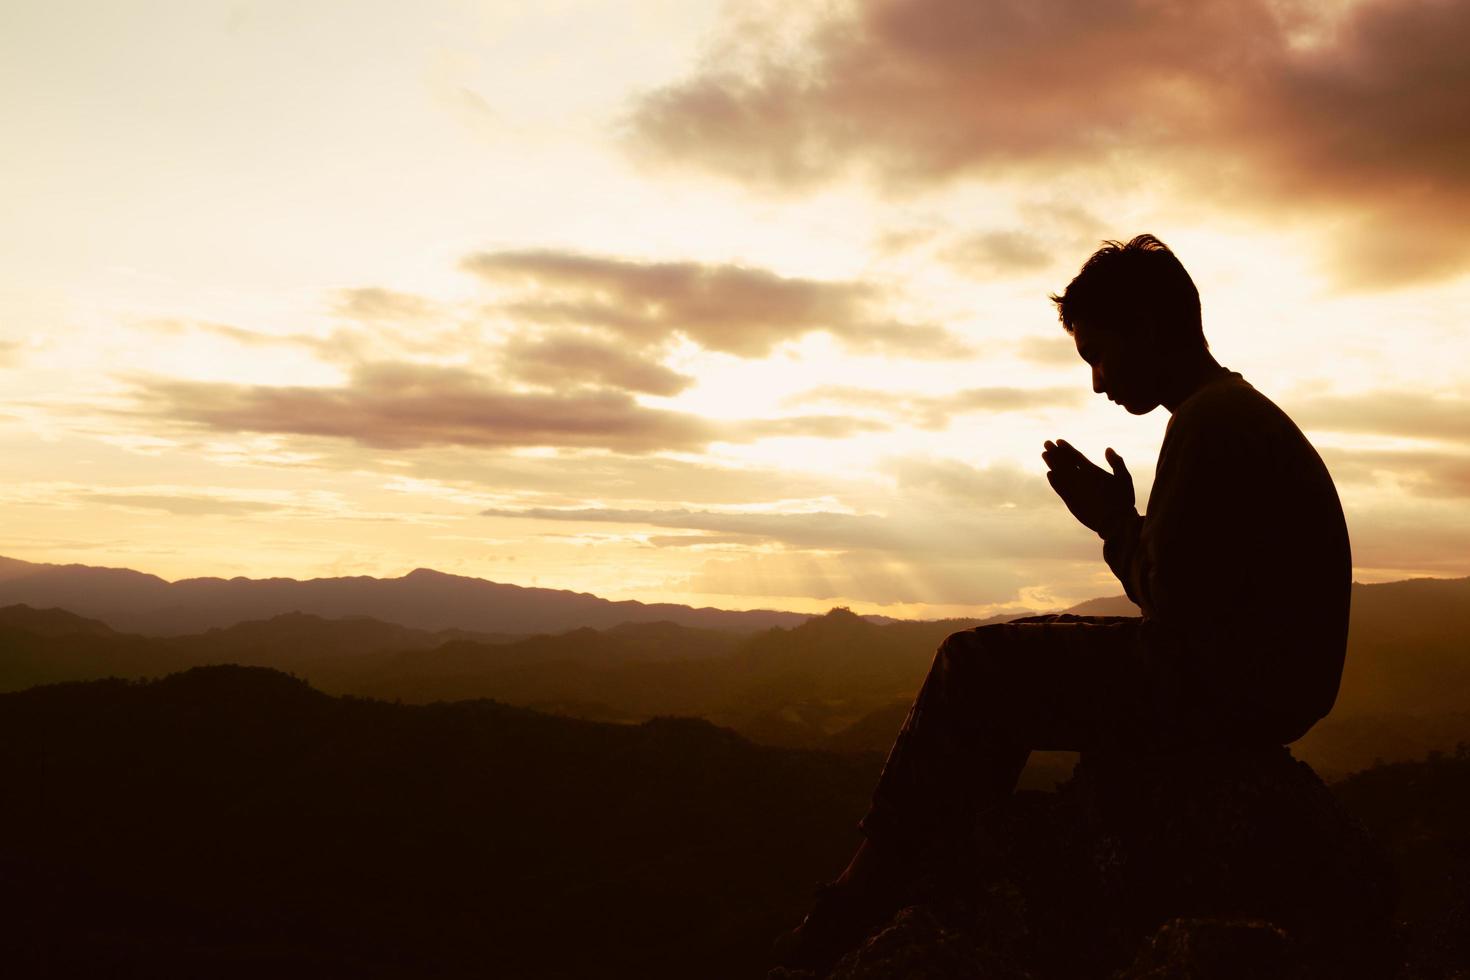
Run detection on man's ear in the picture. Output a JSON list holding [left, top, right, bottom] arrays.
[[1138, 313, 1164, 351]]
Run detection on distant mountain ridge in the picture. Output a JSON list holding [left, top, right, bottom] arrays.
[[5, 575, 1469, 778], [0, 555, 815, 635]]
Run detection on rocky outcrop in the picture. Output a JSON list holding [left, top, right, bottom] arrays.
[[777, 746, 1400, 980]]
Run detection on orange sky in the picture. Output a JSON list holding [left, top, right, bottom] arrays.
[[2, 0, 1468, 617]]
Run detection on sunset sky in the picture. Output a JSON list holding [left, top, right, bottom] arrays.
[[3, 0, 1468, 618]]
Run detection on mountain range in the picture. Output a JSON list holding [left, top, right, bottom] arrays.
[[0, 555, 817, 635], [2, 559, 1469, 777]]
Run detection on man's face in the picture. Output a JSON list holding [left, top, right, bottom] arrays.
[[1071, 319, 1161, 415]]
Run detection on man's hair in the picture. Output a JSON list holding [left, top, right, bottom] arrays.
[[1049, 234, 1207, 350]]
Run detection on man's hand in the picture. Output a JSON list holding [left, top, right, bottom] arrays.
[[1042, 439, 1135, 538]]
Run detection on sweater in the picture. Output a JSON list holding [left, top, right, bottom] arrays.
[[1102, 369, 1352, 742]]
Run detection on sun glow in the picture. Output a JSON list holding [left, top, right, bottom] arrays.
[[3, 0, 1467, 614]]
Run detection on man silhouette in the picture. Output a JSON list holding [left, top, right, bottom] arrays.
[[774, 234, 1352, 971]]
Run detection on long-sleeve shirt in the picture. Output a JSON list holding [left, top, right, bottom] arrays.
[[1102, 369, 1352, 743]]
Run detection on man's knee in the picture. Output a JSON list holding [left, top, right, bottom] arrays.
[[932, 625, 1013, 684]]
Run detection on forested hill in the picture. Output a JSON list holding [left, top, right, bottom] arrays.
[[5, 577, 1470, 777], [2, 668, 1467, 977], [0, 666, 875, 979]]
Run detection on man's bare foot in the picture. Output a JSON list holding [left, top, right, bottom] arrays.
[[834, 838, 879, 888], [770, 878, 893, 974], [771, 841, 905, 973]]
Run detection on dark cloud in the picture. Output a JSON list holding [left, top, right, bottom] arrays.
[[1291, 390, 1470, 443], [789, 383, 1082, 429], [133, 362, 892, 454], [623, 0, 1275, 187], [626, 0, 1470, 286], [463, 248, 969, 357], [500, 331, 694, 396]]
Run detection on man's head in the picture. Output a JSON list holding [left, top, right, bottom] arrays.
[[1049, 234, 1207, 415]]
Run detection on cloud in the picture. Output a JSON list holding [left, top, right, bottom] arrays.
[[135, 362, 723, 454], [463, 248, 969, 357], [1322, 447, 1470, 499], [883, 456, 1054, 508], [480, 505, 898, 551], [788, 383, 1082, 429], [474, 456, 1105, 602], [481, 456, 1090, 562], [377, 451, 844, 507], [500, 330, 694, 396], [939, 230, 1052, 278], [646, 534, 754, 548], [1291, 390, 1470, 443], [873, 225, 943, 256], [596, 465, 1104, 603], [1344, 496, 1470, 577], [332, 288, 440, 323], [141, 319, 338, 358], [667, 549, 1081, 607], [625, 0, 1470, 286], [132, 361, 892, 454], [81, 492, 285, 517], [743, 414, 890, 439], [189, 321, 305, 346], [623, 0, 1276, 187], [1015, 336, 1080, 366]]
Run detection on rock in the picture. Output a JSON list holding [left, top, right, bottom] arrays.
[[1070, 745, 1399, 976], [1116, 918, 1297, 980], [824, 882, 1035, 980], [778, 746, 1400, 980]]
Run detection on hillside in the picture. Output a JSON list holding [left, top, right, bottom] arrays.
[[0, 667, 876, 979], [0, 667, 1465, 978], [2, 575, 1468, 777]]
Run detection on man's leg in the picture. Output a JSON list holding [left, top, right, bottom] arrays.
[[858, 615, 1168, 865], [775, 616, 1179, 969]]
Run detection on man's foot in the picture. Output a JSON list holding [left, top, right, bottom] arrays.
[[770, 878, 896, 975]]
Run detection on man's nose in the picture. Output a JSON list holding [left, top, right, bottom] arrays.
[[1092, 366, 1105, 394]]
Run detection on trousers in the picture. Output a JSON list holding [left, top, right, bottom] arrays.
[[857, 614, 1285, 862]]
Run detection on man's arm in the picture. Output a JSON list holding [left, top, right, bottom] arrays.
[[1042, 439, 1153, 611], [1101, 509, 1150, 611], [1111, 417, 1248, 629], [1041, 439, 1135, 536]]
